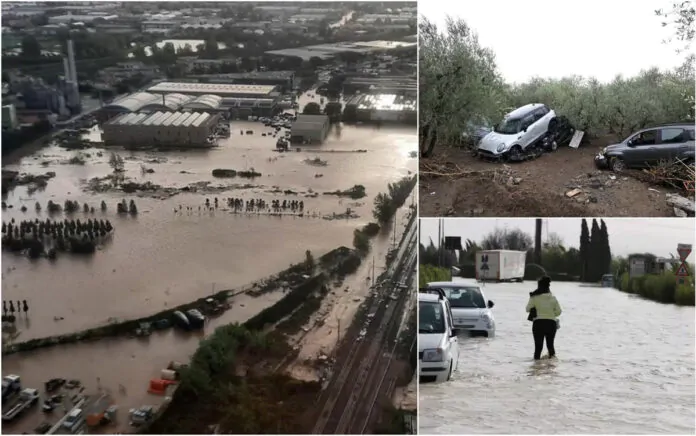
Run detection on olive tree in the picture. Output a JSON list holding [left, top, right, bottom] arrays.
[[419, 16, 507, 157]]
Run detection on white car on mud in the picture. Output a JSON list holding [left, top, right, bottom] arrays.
[[418, 289, 460, 383], [478, 103, 557, 160], [426, 281, 496, 337]]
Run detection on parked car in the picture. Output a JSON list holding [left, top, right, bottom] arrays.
[[478, 103, 557, 159], [171, 311, 190, 330], [426, 281, 496, 337], [185, 309, 206, 329], [595, 123, 695, 171], [418, 288, 460, 383], [601, 274, 614, 288], [461, 117, 492, 147], [62, 408, 84, 433]]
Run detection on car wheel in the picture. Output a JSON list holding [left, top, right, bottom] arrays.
[[446, 360, 453, 381], [610, 157, 626, 172], [505, 145, 523, 161]]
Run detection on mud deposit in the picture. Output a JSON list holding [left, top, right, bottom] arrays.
[[2, 122, 416, 341], [420, 143, 677, 217]]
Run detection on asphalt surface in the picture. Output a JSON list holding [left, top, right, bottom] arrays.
[[311, 213, 417, 434]]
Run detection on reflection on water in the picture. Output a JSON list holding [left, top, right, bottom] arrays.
[[419, 280, 695, 434], [2, 122, 416, 340]]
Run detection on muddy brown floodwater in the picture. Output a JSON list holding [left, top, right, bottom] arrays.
[[2, 291, 283, 435], [2, 121, 416, 341]]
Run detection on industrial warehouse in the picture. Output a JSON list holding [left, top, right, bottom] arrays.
[[344, 94, 416, 124], [101, 111, 221, 147], [98, 88, 279, 122], [290, 114, 330, 143]]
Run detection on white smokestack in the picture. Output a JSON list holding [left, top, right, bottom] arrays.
[[63, 57, 71, 81], [67, 40, 77, 85]]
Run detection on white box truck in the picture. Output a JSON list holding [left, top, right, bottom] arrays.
[[476, 250, 526, 282]]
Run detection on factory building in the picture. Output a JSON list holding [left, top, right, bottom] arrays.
[[290, 114, 330, 143], [190, 71, 295, 93], [102, 111, 221, 148], [224, 98, 279, 119], [181, 94, 224, 111], [139, 93, 195, 112], [342, 76, 417, 97], [146, 82, 277, 99], [344, 94, 416, 125]]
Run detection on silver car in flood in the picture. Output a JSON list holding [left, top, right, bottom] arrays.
[[478, 103, 557, 159]]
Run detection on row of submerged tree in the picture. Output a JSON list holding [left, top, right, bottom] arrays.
[[2, 218, 115, 258], [2, 300, 30, 323], [174, 197, 307, 215], [3, 199, 139, 216]]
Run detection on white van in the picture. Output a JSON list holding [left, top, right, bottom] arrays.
[[62, 408, 84, 433]]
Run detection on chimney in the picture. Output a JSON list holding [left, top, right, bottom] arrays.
[[67, 40, 77, 85], [63, 57, 71, 81]]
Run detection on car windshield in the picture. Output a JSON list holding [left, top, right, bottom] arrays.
[[494, 117, 521, 134], [419, 301, 445, 334], [441, 287, 486, 308]]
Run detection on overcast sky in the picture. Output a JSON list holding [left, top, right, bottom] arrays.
[[420, 218, 696, 259], [420, 0, 685, 84]]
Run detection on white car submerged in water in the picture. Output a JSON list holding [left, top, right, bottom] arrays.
[[418, 289, 460, 383], [426, 281, 496, 337]]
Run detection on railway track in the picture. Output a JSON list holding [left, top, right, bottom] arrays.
[[311, 219, 417, 434]]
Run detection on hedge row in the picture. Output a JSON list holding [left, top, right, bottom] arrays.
[[620, 271, 695, 306]]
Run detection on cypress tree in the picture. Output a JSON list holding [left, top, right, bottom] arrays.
[[589, 219, 601, 281], [580, 219, 590, 281], [600, 219, 612, 277]]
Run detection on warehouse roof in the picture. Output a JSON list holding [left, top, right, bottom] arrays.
[[140, 93, 196, 111], [182, 94, 223, 109], [108, 111, 212, 127], [105, 92, 161, 112], [147, 82, 276, 96], [220, 97, 277, 108]]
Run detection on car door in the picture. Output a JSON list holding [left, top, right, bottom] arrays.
[[518, 113, 537, 149], [624, 129, 658, 167], [530, 106, 550, 141], [444, 300, 459, 370], [657, 127, 687, 162]]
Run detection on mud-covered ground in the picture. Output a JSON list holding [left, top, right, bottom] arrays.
[[420, 140, 682, 217]]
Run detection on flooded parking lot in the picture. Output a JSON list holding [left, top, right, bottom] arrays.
[[2, 120, 416, 341], [419, 280, 695, 434], [2, 291, 282, 435]]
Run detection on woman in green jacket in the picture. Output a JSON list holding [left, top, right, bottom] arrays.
[[526, 276, 562, 360]]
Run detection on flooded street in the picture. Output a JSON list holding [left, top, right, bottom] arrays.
[[2, 291, 283, 435], [419, 280, 695, 434], [2, 120, 416, 340]]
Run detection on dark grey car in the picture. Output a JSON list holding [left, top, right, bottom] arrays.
[[595, 123, 695, 171]]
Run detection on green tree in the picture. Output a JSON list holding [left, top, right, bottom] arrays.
[[21, 35, 42, 58], [480, 228, 533, 251], [580, 219, 590, 281], [302, 102, 321, 115]]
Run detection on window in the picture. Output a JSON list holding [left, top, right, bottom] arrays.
[[494, 117, 522, 134], [688, 129, 695, 141], [533, 106, 549, 121], [632, 129, 657, 145], [660, 128, 685, 144], [440, 286, 487, 308], [419, 301, 445, 333], [520, 114, 535, 130]]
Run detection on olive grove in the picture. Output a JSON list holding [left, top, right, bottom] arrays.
[[420, 12, 695, 156]]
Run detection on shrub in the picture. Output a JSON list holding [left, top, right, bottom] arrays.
[[675, 283, 695, 306], [419, 264, 450, 287]]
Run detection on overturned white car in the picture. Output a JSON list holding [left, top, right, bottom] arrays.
[[478, 103, 562, 160]]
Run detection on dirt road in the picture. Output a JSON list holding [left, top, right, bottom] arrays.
[[420, 142, 681, 217]]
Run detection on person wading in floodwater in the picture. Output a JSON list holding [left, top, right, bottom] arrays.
[[526, 276, 562, 360]]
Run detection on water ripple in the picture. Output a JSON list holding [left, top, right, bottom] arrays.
[[419, 281, 696, 434]]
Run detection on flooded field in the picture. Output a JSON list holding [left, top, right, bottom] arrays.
[[2, 291, 282, 435], [2, 117, 416, 341]]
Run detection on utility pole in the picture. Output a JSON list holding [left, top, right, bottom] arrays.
[[393, 215, 397, 248], [372, 256, 375, 287], [336, 317, 341, 349], [535, 219, 542, 266]]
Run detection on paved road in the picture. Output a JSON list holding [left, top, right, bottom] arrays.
[[311, 213, 417, 434]]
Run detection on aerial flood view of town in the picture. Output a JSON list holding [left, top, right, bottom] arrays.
[[1, 2, 418, 434]]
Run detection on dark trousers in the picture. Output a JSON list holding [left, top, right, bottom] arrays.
[[532, 319, 557, 360]]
